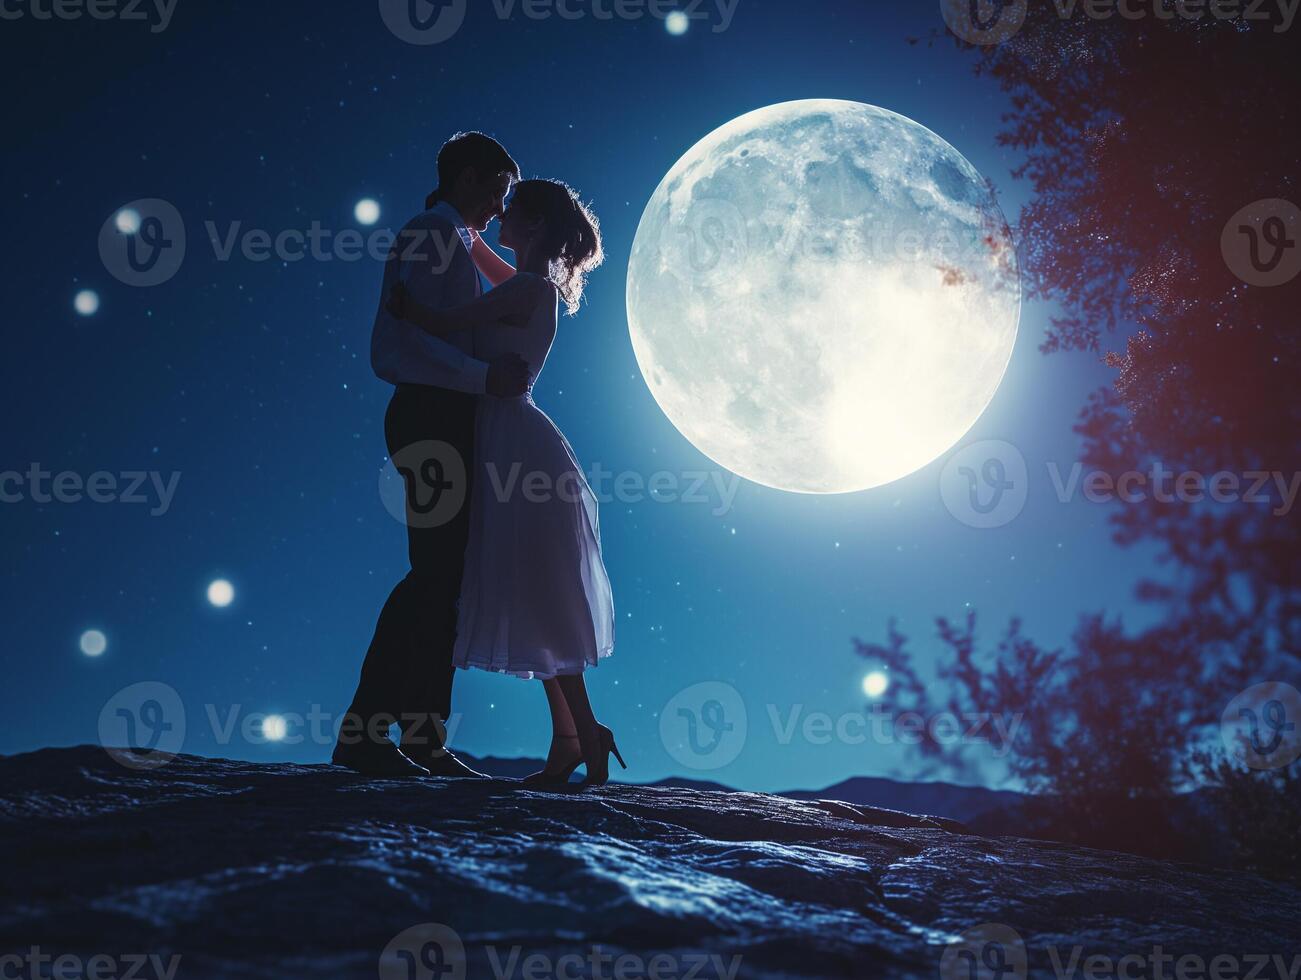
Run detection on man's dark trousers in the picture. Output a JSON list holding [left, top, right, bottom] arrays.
[[343, 382, 477, 749]]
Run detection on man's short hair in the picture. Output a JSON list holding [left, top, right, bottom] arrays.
[[436, 132, 521, 192]]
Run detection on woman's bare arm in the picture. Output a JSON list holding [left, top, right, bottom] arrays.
[[470, 232, 517, 289]]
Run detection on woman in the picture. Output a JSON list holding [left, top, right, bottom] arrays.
[[387, 178, 622, 786]]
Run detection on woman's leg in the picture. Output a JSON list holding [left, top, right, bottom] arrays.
[[523, 679, 582, 783], [542, 678, 577, 738], [555, 674, 596, 733], [556, 674, 619, 785]]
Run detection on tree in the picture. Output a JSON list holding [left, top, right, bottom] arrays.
[[865, 4, 1300, 871]]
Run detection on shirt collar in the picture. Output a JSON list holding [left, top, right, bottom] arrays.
[[433, 200, 475, 255]]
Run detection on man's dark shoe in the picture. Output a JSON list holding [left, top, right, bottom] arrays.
[[332, 740, 430, 778], [400, 743, 489, 779]]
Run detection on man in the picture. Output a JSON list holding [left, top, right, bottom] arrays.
[[334, 132, 528, 777]]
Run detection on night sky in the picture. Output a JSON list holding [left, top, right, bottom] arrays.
[[2, 1, 1157, 791]]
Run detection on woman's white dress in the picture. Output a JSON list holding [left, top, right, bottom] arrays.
[[452, 274, 615, 679]]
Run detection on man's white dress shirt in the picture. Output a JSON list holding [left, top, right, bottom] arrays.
[[370, 201, 489, 393]]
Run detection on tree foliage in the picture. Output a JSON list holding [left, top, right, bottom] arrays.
[[863, 6, 1300, 869]]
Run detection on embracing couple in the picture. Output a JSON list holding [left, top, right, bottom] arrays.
[[332, 132, 620, 787]]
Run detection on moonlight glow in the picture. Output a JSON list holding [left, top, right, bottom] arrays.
[[626, 100, 1020, 493], [74, 289, 100, 316], [79, 630, 107, 657], [354, 198, 381, 226], [207, 579, 235, 608], [665, 11, 689, 34]]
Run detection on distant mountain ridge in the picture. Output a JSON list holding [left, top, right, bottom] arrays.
[[461, 756, 1232, 868], [466, 753, 1023, 824]]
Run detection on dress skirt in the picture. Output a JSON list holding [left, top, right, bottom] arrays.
[[451, 394, 615, 679]]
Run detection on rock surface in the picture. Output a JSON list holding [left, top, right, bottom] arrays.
[[1, 747, 1297, 979]]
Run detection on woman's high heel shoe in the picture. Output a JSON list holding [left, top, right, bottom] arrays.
[[522, 734, 583, 786], [579, 724, 627, 787]]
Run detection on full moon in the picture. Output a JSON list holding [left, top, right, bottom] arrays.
[[627, 100, 1020, 493]]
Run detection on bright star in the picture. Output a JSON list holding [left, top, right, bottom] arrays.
[[862, 671, 889, 699], [666, 11, 689, 34], [115, 208, 141, 234], [262, 715, 288, 742], [80, 630, 108, 657], [354, 198, 381, 225], [74, 290, 100, 316], [207, 579, 235, 608]]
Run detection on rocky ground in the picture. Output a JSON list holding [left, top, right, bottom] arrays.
[[1, 747, 1297, 979]]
